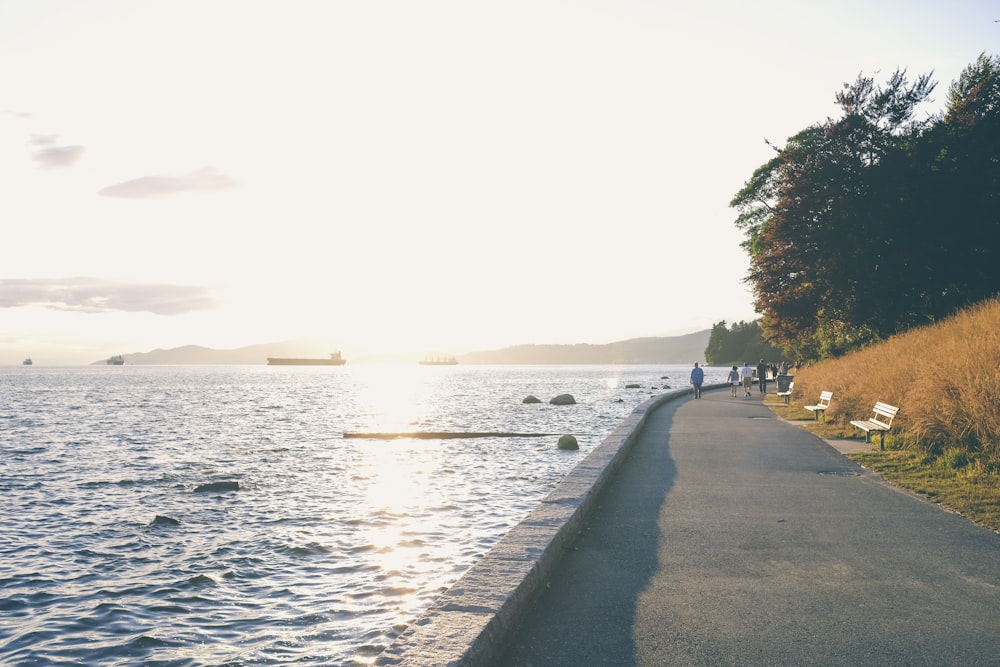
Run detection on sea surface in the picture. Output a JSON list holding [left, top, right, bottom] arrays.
[[0, 363, 729, 666]]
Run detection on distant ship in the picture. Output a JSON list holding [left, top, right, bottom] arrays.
[[106, 355, 125, 365], [419, 355, 458, 366], [266, 352, 347, 366], [22, 358, 32, 366]]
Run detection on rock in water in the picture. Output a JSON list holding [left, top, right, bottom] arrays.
[[549, 394, 576, 405], [151, 515, 182, 526], [557, 434, 579, 450], [194, 481, 240, 493], [522, 395, 542, 404]]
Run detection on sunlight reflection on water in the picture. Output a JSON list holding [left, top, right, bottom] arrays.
[[0, 363, 728, 665]]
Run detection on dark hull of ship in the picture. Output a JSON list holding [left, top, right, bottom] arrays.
[[266, 358, 346, 366]]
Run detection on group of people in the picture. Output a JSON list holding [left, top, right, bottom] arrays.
[[690, 359, 784, 399]]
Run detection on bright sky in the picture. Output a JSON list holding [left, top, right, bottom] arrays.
[[1, 0, 996, 364]]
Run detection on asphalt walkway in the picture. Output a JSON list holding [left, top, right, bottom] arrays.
[[493, 387, 1000, 666]]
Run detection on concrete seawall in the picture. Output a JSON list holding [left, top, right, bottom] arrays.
[[374, 386, 707, 666]]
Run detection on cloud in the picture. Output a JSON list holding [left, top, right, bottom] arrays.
[[28, 133, 85, 168], [98, 167, 236, 198], [0, 278, 219, 315], [32, 144, 86, 168]]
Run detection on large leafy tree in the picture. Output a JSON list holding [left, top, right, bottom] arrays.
[[930, 53, 1000, 308], [731, 59, 1000, 361]]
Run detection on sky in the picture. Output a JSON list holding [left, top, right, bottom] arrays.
[[1, 0, 996, 364]]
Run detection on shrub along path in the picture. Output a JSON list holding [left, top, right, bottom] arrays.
[[494, 387, 1000, 666]]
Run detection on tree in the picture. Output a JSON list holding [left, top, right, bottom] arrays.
[[704, 320, 786, 365], [731, 69, 945, 360]]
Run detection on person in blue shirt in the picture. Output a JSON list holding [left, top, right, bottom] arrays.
[[690, 362, 705, 399]]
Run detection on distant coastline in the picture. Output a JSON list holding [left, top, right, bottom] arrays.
[[90, 330, 712, 366]]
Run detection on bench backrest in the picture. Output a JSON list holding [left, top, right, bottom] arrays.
[[870, 402, 899, 428], [818, 391, 833, 406]]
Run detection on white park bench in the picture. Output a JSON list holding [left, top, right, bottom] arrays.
[[804, 391, 833, 421], [776, 381, 794, 405], [850, 401, 899, 450]]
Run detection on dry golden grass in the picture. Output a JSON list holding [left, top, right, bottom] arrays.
[[784, 297, 1000, 460], [769, 299, 1000, 531]]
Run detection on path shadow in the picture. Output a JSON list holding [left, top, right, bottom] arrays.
[[494, 397, 681, 665]]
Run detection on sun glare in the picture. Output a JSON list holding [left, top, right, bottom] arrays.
[[361, 442, 429, 511], [352, 364, 438, 434]]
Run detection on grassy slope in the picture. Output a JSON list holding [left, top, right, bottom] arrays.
[[766, 297, 1000, 532]]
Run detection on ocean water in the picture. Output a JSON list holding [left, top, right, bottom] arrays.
[[0, 363, 729, 666]]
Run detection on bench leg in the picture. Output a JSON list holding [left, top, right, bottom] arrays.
[[879, 431, 885, 450]]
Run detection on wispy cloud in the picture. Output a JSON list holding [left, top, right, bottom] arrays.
[[29, 133, 85, 168], [99, 167, 236, 199], [0, 278, 219, 315]]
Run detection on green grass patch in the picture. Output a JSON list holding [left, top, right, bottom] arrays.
[[848, 450, 1000, 533], [766, 400, 1000, 533]]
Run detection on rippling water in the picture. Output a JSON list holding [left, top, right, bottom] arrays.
[[0, 363, 728, 665]]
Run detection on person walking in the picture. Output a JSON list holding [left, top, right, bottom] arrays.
[[728, 365, 740, 397], [757, 359, 768, 395], [690, 362, 705, 399], [740, 361, 754, 398]]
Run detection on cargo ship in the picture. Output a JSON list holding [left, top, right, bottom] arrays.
[[266, 351, 346, 366], [419, 355, 458, 366], [106, 354, 125, 365]]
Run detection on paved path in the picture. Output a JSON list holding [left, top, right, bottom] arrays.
[[494, 388, 1000, 666]]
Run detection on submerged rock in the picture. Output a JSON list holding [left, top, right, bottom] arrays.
[[522, 395, 542, 404], [193, 481, 240, 494], [151, 514, 181, 527], [549, 394, 576, 405], [557, 434, 579, 450]]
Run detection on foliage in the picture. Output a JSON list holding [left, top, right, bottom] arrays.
[[732, 55, 1000, 361], [704, 320, 786, 365]]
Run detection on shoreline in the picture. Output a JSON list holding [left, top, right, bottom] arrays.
[[373, 384, 712, 665]]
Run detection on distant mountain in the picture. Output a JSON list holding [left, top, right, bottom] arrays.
[[96, 330, 712, 365], [459, 330, 711, 364], [91, 339, 346, 365]]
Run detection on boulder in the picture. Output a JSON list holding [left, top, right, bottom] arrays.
[[522, 395, 542, 404], [557, 434, 579, 450], [549, 394, 576, 405], [625, 383, 641, 389]]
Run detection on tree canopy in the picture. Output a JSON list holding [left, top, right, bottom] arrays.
[[731, 54, 1000, 361]]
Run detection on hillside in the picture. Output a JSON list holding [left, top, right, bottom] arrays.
[[459, 330, 710, 364], [789, 296, 1000, 458], [782, 296, 1000, 530], [94, 330, 712, 365]]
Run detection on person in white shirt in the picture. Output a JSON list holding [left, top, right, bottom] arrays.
[[740, 361, 755, 398]]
